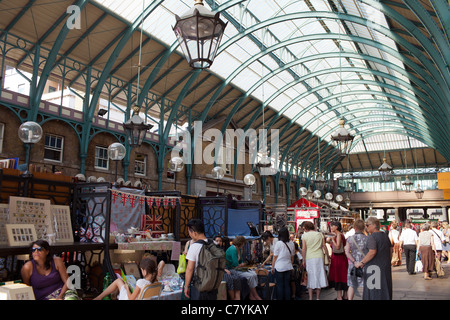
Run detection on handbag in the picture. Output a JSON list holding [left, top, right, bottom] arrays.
[[323, 246, 330, 266], [332, 234, 345, 254], [177, 253, 187, 274]]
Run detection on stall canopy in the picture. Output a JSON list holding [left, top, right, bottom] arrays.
[[288, 198, 320, 209]]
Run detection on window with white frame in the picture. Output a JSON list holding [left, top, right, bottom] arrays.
[[134, 154, 146, 176], [95, 146, 109, 170], [44, 134, 63, 162], [0, 123, 4, 154]]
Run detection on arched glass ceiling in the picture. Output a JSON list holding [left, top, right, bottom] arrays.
[[93, 0, 444, 155]]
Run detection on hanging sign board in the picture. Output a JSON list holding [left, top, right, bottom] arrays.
[[295, 209, 319, 219]]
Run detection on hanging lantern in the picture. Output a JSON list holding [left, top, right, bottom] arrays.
[[415, 184, 424, 199], [173, 0, 227, 69], [312, 174, 326, 191], [123, 105, 153, 147], [378, 158, 393, 182], [331, 118, 354, 155], [402, 175, 413, 192]]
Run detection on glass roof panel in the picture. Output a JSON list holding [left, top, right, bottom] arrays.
[[93, 0, 422, 153]]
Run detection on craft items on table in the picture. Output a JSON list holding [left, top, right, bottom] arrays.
[[50, 205, 74, 243]]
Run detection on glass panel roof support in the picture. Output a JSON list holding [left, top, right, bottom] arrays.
[[360, 0, 450, 88], [215, 36, 447, 144], [217, 10, 449, 110]]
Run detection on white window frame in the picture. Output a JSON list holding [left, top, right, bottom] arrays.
[[265, 182, 271, 195], [134, 154, 146, 176], [44, 134, 64, 162], [95, 146, 109, 170]]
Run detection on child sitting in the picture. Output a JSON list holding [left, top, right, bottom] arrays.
[[94, 258, 158, 300]]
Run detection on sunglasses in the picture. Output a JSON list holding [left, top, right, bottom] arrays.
[[31, 246, 44, 253]]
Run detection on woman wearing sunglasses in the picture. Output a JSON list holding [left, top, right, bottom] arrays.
[[21, 240, 70, 300]]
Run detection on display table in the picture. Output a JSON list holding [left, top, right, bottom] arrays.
[[113, 240, 179, 251], [154, 289, 183, 300]]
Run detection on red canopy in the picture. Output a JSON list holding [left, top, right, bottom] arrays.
[[288, 197, 319, 208]]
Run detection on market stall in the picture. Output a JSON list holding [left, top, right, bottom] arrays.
[[287, 198, 320, 233]]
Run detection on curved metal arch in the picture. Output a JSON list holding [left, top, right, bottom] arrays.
[[294, 116, 442, 176], [217, 11, 449, 101], [272, 79, 439, 133], [284, 109, 445, 178], [362, 0, 450, 79], [215, 35, 447, 150], [281, 103, 446, 166]]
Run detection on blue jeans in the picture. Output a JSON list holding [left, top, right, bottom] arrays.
[[274, 269, 291, 300]]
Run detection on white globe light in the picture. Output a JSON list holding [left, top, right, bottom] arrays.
[[313, 190, 322, 199], [168, 156, 184, 172], [325, 192, 333, 201], [336, 194, 344, 203], [299, 187, 307, 196], [18, 121, 43, 144], [243, 173, 255, 186], [212, 166, 225, 180], [108, 142, 126, 161]]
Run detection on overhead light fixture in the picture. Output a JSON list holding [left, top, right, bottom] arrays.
[[402, 175, 413, 193], [415, 184, 424, 199], [97, 108, 108, 117], [123, 105, 153, 148], [331, 118, 354, 156], [173, 0, 227, 69], [378, 157, 393, 182]]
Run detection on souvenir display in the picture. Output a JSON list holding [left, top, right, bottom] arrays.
[[50, 205, 74, 243], [8, 196, 52, 240], [0, 204, 9, 246], [5, 224, 37, 247]]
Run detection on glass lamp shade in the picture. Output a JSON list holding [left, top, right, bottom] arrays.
[[378, 158, 393, 182], [402, 175, 413, 192], [299, 187, 308, 197], [313, 174, 326, 190], [173, 0, 227, 69], [325, 192, 333, 201], [345, 196, 351, 207], [168, 156, 184, 172], [415, 184, 424, 199], [18, 121, 43, 144], [335, 194, 344, 203], [313, 190, 322, 199], [123, 106, 153, 147], [243, 173, 256, 186], [331, 119, 354, 155], [211, 166, 225, 180], [108, 142, 126, 161]]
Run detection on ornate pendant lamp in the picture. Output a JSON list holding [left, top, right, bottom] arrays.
[[123, 105, 153, 147], [331, 118, 354, 156], [173, 0, 227, 69], [378, 158, 393, 182]]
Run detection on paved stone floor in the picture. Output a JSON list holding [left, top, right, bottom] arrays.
[[300, 257, 450, 300]]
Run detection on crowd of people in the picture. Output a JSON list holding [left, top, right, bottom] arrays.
[[19, 218, 449, 301]]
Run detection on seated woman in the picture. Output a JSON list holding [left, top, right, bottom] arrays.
[[94, 258, 159, 300], [21, 240, 72, 300], [225, 236, 262, 300]]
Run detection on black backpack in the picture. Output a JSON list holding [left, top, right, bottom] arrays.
[[193, 239, 226, 292]]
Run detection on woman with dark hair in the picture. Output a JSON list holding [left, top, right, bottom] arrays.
[[21, 240, 70, 300], [328, 220, 349, 300], [261, 231, 277, 266], [271, 227, 294, 300]]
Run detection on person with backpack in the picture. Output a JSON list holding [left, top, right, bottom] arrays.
[[184, 219, 225, 300]]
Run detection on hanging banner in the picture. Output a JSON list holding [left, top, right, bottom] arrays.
[[110, 189, 180, 209]]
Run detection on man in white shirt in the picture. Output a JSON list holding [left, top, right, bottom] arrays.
[[184, 219, 217, 300], [399, 220, 419, 275]]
